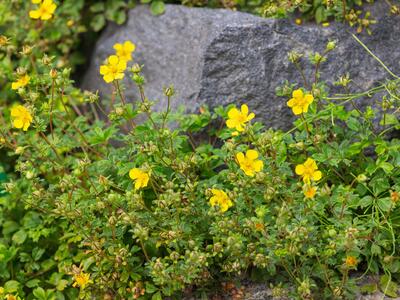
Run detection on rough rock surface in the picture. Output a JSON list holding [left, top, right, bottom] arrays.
[[82, 3, 400, 129]]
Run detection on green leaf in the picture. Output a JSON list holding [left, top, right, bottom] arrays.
[[26, 279, 41, 288], [150, 1, 165, 15], [2, 220, 19, 235], [360, 283, 378, 294], [380, 114, 399, 126], [90, 2, 105, 13], [315, 6, 326, 23], [378, 162, 394, 174], [152, 291, 163, 300], [12, 229, 27, 244], [33, 287, 47, 300], [113, 10, 126, 25], [90, 14, 106, 32], [371, 244, 381, 256], [377, 197, 392, 212], [379, 275, 398, 298], [5, 280, 20, 293], [358, 196, 373, 208]]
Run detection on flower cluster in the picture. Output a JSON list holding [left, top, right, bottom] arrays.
[[100, 41, 136, 83]]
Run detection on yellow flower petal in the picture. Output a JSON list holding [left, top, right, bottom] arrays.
[[241, 104, 249, 115], [124, 41, 136, 52], [226, 119, 237, 129], [103, 74, 114, 83], [228, 107, 240, 119], [305, 94, 314, 104], [253, 160, 264, 172], [293, 89, 303, 99], [246, 149, 259, 160], [11, 82, 20, 90], [287, 98, 295, 107], [108, 55, 119, 65], [295, 164, 305, 175], [29, 9, 41, 19], [99, 65, 109, 75], [292, 106, 303, 115], [13, 119, 24, 129], [236, 152, 245, 163], [113, 43, 123, 51], [129, 168, 141, 179], [41, 13, 53, 20], [312, 170, 322, 181], [246, 112, 255, 121]]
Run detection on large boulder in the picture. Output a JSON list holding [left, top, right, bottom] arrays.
[[81, 3, 400, 130]]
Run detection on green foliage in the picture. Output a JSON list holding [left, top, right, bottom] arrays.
[[1, 0, 400, 299], [1, 24, 400, 300]]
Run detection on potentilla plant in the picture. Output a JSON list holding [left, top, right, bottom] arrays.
[[0, 29, 400, 300]]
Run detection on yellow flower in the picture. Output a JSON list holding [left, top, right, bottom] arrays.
[[11, 105, 33, 131], [129, 168, 150, 190], [29, 0, 57, 20], [295, 18, 302, 25], [287, 89, 314, 115], [11, 74, 30, 90], [295, 158, 322, 184], [73, 271, 92, 290], [209, 189, 233, 212], [113, 41, 136, 62], [236, 149, 263, 177], [390, 191, 399, 203], [226, 104, 255, 132], [345, 256, 357, 268], [303, 185, 317, 199], [5, 295, 17, 300], [255, 223, 265, 231], [0, 35, 9, 47], [99, 55, 127, 83]]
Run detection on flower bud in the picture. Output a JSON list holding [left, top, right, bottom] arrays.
[[288, 51, 302, 63], [325, 40, 337, 51], [50, 69, 58, 79], [15, 146, 25, 155], [21, 45, 33, 55], [42, 54, 52, 65], [131, 63, 142, 74], [0, 35, 9, 47], [132, 74, 145, 85], [357, 174, 368, 182], [26, 170, 35, 179], [164, 86, 174, 97]]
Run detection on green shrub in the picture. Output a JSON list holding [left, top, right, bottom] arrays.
[[1, 14, 400, 298], [1, 1, 400, 300]]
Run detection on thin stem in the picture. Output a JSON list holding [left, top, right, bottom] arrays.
[[50, 78, 55, 139], [39, 132, 62, 161]]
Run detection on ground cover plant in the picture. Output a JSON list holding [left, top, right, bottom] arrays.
[[1, 1, 400, 300]]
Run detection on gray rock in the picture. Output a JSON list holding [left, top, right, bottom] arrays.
[[81, 3, 400, 130]]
